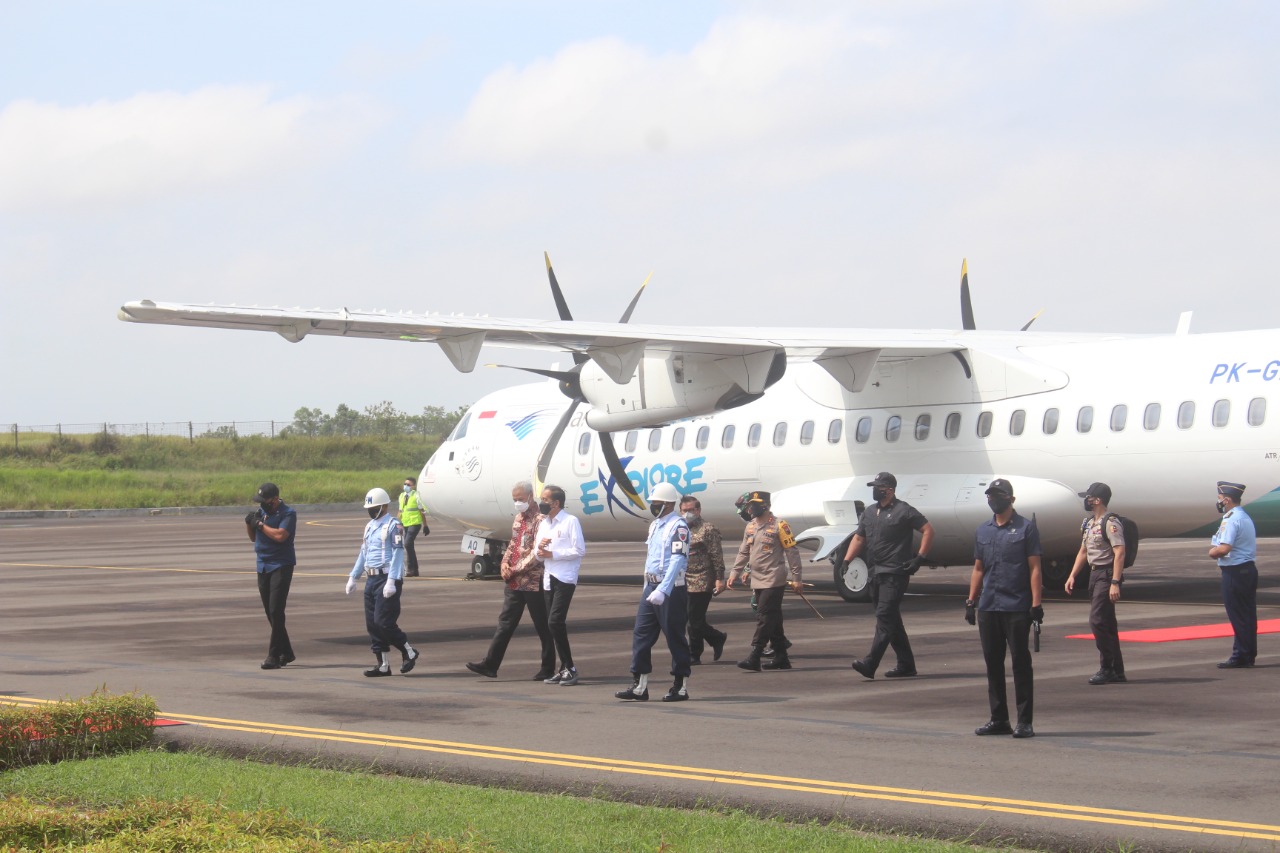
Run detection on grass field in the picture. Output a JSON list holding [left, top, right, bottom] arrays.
[[0, 434, 438, 510], [0, 751, 989, 852]]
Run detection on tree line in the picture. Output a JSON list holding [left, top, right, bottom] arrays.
[[283, 402, 468, 440]]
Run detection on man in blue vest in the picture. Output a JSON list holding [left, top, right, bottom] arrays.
[[245, 482, 297, 670], [346, 487, 420, 677], [1209, 481, 1258, 669]]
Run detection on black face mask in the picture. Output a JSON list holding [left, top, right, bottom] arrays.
[[987, 496, 1011, 514], [872, 487, 888, 503], [367, 507, 382, 519], [538, 501, 553, 515], [1216, 499, 1226, 514], [649, 503, 665, 518], [748, 503, 766, 519], [1083, 497, 1095, 512]]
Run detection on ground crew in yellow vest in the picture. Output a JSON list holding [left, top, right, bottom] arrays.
[[399, 475, 429, 578]]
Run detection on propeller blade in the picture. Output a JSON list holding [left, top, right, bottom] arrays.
[[617, 271, 652, 324], [960, 258, 976, 331], [598, 430, 646, 510], [536, 401, 580, 486], [485, 364, 577, 382], [1020, 310, 1043, 332], [544, 252, 587, 366]]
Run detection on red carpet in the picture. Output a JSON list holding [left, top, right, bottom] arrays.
[[1067, 618, 1280, 643]]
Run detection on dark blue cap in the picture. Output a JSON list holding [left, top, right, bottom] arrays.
[[1217, 481, 1246, 501]]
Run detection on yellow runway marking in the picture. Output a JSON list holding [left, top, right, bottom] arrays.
[[3, 695, 1276, 842]]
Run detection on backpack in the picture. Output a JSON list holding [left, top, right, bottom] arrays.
[[1083, 512, 1139, 569]]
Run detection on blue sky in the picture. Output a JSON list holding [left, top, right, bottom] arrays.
[[3, 2, 1278, 425]]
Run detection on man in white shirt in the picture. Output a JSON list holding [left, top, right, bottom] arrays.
[[535, 484, 586, 686]]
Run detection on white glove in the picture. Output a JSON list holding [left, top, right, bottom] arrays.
[[382, 579, 398, 599], [646, 588, 666, 606], [345, 578, 357, 595]]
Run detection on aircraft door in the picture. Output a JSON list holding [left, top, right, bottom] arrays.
[[572, 429, 595, 479]]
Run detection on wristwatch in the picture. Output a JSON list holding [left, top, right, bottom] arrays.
[[1109, 578, 1123, 585]]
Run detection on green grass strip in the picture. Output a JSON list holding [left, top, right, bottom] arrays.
[[0, 751, 986, 852]]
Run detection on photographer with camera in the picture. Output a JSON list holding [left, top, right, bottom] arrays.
[[245, 482, 297, 670]]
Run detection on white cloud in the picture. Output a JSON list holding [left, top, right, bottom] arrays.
[[0, 86, 378, 211]]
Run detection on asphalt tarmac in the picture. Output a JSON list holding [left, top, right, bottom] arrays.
[[2, 511, 1278, 851]]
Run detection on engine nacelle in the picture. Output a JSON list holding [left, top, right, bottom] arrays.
[[580, 350, 785, 431]]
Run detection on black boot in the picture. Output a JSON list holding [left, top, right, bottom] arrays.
[[615, 673, 649, 701], [737, 647, 763, 672], [364, 651, 391, 677], [662, 675, 689, 702], [763, 650, 792, 670]]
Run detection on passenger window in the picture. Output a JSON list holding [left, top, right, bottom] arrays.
[[625, 430, 638, 453], [854, 417, 870, 443], [1177, 401, 1195, 429], [696, 426, 710, 449], [1009, 409, 1026, 436], [773, 422, 787, 447], [1143, 403, 1161, 430], [747, 423, 762, 447], [1248, 397, 1266, 426], [799, 420, 814, 445], [721, 425, 736, 448], [829, 419, 844, 444], [577, 432, 591, 455], [886, 415, 902, 442], [1077, 406, 1093, 433], [450, 412, 471, 441], [1110, 405, 1127, 432], [944, 412, 961, 439], [1213, 399, 1230, 427], [977, 411, 993, 438], [672, 427, 685, 451], [648, 429, 662, 451], [915, 414, 931, 441], [1043, 408, 1059, 435]]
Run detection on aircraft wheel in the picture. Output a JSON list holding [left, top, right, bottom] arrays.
[[835, 557, 871, 602], [1042, 558, 1071, 589], [467, 554, 488, 579]]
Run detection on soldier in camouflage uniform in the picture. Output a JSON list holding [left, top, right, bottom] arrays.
[[680, 495, 727, 664], [727, 490, 803, 671]]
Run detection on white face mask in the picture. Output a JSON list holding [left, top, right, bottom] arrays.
[[403, 485, 412, 494], [513, 500, 530, 513]]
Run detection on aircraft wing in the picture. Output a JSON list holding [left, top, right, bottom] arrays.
[[118, 299, 966, 384]]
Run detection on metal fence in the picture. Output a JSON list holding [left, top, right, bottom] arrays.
[[3, 421, 290, 448]]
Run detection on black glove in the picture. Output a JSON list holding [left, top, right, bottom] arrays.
[[965, 600, 976, 625], [244, 511, 260, 528], [1030, 605, 1045, 624], [421, 524, 429, 536], [834, 558, 848, 575], [905, 555, 925, 575]]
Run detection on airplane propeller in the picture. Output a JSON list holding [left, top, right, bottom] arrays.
[[959, 258, 1042, 332], [495, 254, 649, 511]]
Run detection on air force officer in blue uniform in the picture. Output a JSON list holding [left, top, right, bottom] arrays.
[[346, 487, 420, 677], [615, 481, 694, 703], [1209, 481, 1259, 668]]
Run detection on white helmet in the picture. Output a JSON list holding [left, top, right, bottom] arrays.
[[364, 487, 391, 508], [650, 481, 681, 504]]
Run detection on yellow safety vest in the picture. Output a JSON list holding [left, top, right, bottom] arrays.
[[399, 490, 426, 527]]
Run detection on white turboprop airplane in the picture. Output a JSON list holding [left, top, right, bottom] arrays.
[[120, 258, 1280, 600]]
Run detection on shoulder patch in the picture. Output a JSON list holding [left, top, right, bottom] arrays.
[[777, 520, 796, 549]]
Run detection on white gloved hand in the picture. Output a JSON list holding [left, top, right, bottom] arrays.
[[345, 578, 357, 595], [646, 588, 666, 606], [382, 579, 398, 599]]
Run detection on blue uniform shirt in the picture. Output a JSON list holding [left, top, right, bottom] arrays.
[[645, 512, 690, 596], [1212, 506, 1257, 566], [350, 513, 406, 580], [973, 511, 1042, 612], [255, 502, 297, 573]]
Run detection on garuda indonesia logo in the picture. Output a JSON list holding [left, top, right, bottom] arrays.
[[506, 409, 556, 440]]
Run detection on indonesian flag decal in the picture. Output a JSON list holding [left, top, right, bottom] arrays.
[[478, 410, 497, 419]]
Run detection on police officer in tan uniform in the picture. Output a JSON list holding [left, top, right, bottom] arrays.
[[1065, 482, 1127, 685], [727, 491, 803, 671]]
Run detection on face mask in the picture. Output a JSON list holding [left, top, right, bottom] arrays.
[[538, 501, 553, 515], [649, 503, 664, 518], [1083, 497, 1095, 512], [987, 496, 1011, 514], [737, 508, 751, 522], [683, 511, 700, 526], [367, 506, 382, 519], [748, 503, 766, 519], [403, 485, 412, 494], [872, 487, 888, 503], [1216, 499, 1226, 514], [513, 500, 529, 513]]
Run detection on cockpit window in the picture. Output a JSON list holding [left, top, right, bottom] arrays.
[[448, 411, 471, 441]]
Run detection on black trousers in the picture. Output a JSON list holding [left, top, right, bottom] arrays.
[[750, 586, 786, 651], [865, 572, 914, 672], [1089, 567, 1124, 674], [363, 575, 409, 655], [483, 586, 555, 674], [257, 564, 294, 662], [1221, 562, 1258, 663], [630, 583, 692, 677], [544, 576, 576, 670], [687, 590, 726, 660], [978, 610, 1034, 726], [403, 524, 423, 575]]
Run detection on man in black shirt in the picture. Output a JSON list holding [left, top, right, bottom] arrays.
[[842, 472, 933, 680]]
